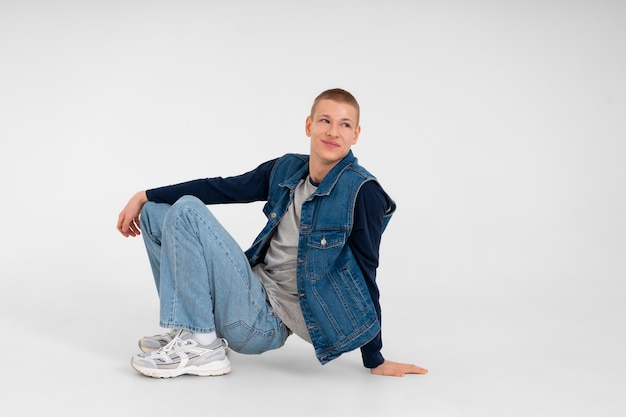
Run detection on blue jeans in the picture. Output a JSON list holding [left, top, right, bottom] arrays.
[[140, 196, 290, 354]]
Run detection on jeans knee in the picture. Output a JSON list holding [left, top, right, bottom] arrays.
[[168, 196, 207, 220], [172, 195, 205, 210], [164, 196, 212, 228]]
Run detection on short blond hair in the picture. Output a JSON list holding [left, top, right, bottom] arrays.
[[310, 88, 360, 125]]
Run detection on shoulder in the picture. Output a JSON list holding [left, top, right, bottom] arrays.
[[344, 155, 376, 180], [278, 153, 309, 164], [357, 180, 388, 206], [356, 179, 396, 217], [272, 153, 309, 172]]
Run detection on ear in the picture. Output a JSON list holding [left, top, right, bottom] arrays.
[[352, 125, 361, 144], [305, 116, 312, 137]]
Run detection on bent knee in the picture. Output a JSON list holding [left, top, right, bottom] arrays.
[[172, 195, 205, 210]]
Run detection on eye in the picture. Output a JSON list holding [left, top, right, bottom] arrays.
[[341, 122, 351, 128], [320, 118, 330, 124]]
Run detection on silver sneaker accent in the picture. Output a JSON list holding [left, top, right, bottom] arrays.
[[138, 329, 180, 353]]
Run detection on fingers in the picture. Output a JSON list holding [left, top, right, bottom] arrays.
[[117, 192, 148, 237], [127, 218, 141, 237], [371, 360, 428, 377], [117, 214, 141, 237], [407, 364, 429, 375]]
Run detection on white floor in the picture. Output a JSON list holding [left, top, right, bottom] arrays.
[[1, 1, 625, 416], [1, 249, 624, 416]]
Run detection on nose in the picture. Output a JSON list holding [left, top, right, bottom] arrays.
[[327, 123, 339, 138]]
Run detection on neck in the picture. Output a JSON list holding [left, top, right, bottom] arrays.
[[308, 159, 336, 184]]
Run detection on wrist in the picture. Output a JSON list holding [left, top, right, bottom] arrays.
[[135, 190, 148, 204]]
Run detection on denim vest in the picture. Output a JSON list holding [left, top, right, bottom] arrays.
[[245, 151, 395, 364]]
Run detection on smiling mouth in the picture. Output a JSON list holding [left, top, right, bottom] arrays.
[[321, 139, 340, 148]]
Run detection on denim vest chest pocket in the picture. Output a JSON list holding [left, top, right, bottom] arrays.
[[305, 230, 346, 278]]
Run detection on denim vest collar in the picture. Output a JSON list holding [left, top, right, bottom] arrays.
[[278, 150, 358, 197]]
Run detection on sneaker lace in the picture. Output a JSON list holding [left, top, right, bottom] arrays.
[[157, 329, 190, 354], [155, 330, 229, 354]]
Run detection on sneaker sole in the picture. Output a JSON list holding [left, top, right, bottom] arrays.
[[131, 358, 232, 379]]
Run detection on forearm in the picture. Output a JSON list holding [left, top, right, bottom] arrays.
[[146, 158, 278, 205]]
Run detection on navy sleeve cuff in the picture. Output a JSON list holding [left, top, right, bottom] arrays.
[[361, 335, 385, 368]]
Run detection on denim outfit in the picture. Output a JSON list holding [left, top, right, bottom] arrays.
[[140, 197, 290, 354], [142, 151, 395, 367]]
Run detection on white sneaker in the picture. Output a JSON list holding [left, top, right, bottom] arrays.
[[131, 331, 231, 378]]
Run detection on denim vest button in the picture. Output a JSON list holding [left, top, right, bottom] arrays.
[[270, 212, 276, 219]]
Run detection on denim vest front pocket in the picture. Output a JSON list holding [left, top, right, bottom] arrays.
[[304, 230, 346, 278]]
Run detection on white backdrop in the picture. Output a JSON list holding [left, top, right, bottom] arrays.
[[1, 1, 625, 416]]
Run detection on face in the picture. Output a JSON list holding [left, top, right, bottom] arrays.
[[305, 99, 361, 170]]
